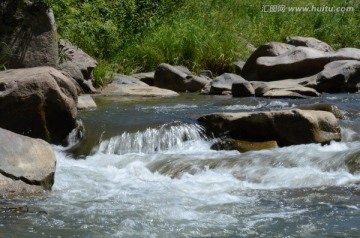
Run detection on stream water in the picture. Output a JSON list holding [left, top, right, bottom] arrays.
[[1, 93, 360, 237]]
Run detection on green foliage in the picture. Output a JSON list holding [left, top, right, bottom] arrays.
[[0, 42, 12, 70], [48, 0, 360, 85], [118, 0, 360, 75]]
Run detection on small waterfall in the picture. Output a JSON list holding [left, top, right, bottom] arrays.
[[65, 120, 85, 148], [98, 122, 207, 155]]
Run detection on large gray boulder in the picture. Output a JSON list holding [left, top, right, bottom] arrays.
[[154, 63, 209, 92], [102, 74, 179, 97], [307, 60, 360, 93], [256, 47, 360, 82], [0, 67, 78, 144], [286, 36, 334, 52], [198, 109, 341, 146], [0, 128, 56, 197], [241, 42, 295, 81], [0, 0, 58, 69]]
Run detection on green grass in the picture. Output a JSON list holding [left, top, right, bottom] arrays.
[[50, 0, 360, 86], [117, 0, 360, 75]]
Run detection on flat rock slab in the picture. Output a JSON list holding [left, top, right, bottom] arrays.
[[101, 75, 179, 97], [198, 109, 341, 146]]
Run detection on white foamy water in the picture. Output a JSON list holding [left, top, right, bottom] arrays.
[[3, 94, 360, 237], [44, 129, 360, 237]]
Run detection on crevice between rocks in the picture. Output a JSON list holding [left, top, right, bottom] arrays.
[[0, 169, 54, 190]]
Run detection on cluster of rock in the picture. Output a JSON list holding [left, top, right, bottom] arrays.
[[130, 37, 360, 99], [0, 0, 99, 197]]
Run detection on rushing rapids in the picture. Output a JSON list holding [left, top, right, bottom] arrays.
[[1, 94, 360, 237]]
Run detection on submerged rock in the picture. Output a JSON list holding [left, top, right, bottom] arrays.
[[0, 67, 78, 144], [198, 109, 341, 146], [0, 128, 56, 198], [211, 139, 278, 153], [345, 152, 360, 174]]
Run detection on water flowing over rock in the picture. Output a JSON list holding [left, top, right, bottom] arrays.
[[241, 42, 295, 81], [0, 0, 58, 69], [0, 66, 78, 144], [0, 128, 56, 198], [101, 74, 179, 97], [98, 122, 206, 155], [198, 109, 341, 146], [286, 36, 334, 52], [154, 63, 209, 92]]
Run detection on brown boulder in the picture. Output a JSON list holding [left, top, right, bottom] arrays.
[[0, 0, 58, 69], [198, 109, 341, 146], [0, 128, 56, 198], [0, 67, 78, 144]]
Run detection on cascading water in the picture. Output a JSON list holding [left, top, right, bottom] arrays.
[[98, 122, 207, 155], [2, 95, 360, 237]]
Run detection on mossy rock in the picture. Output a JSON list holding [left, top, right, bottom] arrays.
[[211, 138, 278, 153]]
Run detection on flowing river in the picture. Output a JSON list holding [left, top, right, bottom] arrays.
[[1, 93, 360, 237]]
